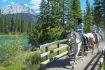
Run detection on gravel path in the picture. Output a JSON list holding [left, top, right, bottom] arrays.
[[43, 41, 105, 70]]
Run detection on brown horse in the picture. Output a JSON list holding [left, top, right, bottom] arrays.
[[85, 33, 102, 54]]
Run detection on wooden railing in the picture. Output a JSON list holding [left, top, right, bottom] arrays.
[[40, 39, 69, 67], [100, 48, 105, 70]]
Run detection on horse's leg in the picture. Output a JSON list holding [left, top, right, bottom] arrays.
[[75, 42, 82, 58], [81, 44, 83, 56], [96, 43, 99, 53], [92, 44, 94, 55], [73, 42, 82, 68]]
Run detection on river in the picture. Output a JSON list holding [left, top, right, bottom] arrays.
[[0, 35, 29, 50]]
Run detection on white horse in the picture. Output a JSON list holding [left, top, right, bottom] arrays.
[[66, 29, 87, 68]]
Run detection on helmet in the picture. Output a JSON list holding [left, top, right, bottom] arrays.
[[77, 18, 82, 23]]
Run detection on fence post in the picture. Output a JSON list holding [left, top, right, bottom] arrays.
[[45, 47, 48, 60], [103, 49, 105, 69], [57, 43, 59, 55]]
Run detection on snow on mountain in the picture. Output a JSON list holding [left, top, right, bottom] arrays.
[[1, 4, 37, 15]]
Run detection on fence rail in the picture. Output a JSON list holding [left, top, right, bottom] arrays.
[[40, 39, 68, 67], [99, 47, 105, 70]]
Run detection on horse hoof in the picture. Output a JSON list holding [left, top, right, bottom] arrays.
[[84, 52, 87, 56], [72, 66, 74, 69]]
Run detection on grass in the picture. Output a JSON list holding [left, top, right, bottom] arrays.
[[102, 61, 105, 70], [41, 43, 68, 62], [97, 60, 105, 70], [0, 34, 68, 70], [0, 34, 41, 70]]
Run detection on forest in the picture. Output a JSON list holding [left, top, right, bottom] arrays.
[[29, 0, 105, 48], [0, 0, 105, 70]]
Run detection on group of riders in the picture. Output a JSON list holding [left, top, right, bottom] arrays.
[[66, 18, 103, 68], [76, 18, 102, 48]]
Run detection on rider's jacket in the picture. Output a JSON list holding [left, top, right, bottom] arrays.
[[96, 26, 101, 33], [90, 24, 97, 33], [76, 22, 84, 34], [90, 24, 101, 33]]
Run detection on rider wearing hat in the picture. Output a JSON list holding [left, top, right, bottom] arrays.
[[76, 18, 87, 46]]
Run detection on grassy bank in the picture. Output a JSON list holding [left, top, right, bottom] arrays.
[[0, 35, 41, 70], [0, 34, 68, 70]]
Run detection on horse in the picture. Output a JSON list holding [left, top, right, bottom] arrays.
[[85, 32, 103, 54], [66, 29, 87, 68]]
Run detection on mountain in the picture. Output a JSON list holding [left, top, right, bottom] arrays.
[[5, 13, 38, 23], [1, 4, 36, 15], [0, 4, 39, 23]]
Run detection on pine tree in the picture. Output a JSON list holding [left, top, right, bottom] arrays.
[[69, 0, 82, 29], [0, 15, 1, 33], [101, 0, 105, 28], [4, 17, 9, 33], [11, 15, 15, 33], [0, 9, 1, 14], [84, 0, 93, 32], [94, 0, 103, 27], [1, 15, 5, 33]]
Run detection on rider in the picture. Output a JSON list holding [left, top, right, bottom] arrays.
[[90, 21, 101, 33], [96, 24, 101, 33], [90, 21, 97, 33], [76, 18, 87, 46], [90, 21, 102, 40]]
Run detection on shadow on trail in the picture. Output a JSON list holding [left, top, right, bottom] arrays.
[[83, 53, 102, 70], [41, 56, 73, 70]]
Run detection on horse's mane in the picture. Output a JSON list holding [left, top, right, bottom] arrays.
[[73, 31, 80, 38]]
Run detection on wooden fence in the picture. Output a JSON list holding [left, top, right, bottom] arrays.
[[99, 47, 105, 70], [40, 39, 69, 67]]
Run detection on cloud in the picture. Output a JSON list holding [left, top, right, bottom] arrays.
[[24, 4, 30, 7], [30, 0, 42, 12], [30, 0, 41, 6], [10, 1, 15, 5]]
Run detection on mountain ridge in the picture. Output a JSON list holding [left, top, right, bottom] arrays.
[[1, 3, 37, 15]]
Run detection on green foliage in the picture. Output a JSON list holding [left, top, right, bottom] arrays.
[[83, 0, 93, 32], [0, 14, 34, 34], [69, 0, 82, 29], [0, 35, 24, 70], [94, 0, 104, 28], [28, 28, 40, 50], [23, 51, 41, 70], [0, 34, 43, 70], [47, 27, 64, 41], [29, 0, 70, 49], [101, 61, 105, 70]]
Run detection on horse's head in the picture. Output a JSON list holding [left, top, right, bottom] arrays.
[[66, 29, 76, 45]]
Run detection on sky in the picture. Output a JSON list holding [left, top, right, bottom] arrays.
[[0, 0, 94, 13], [80, 0, 94, 13]]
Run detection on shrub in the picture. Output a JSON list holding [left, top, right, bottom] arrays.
[[23, 51, 41, 70]]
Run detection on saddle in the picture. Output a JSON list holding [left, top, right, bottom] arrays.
[[78, 33, 88, 46]]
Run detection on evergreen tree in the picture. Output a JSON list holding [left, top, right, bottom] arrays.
[[0, 11, 1, 32], [0, 9, 1, 14], [94, 0, 103, 27], [84, 0, 93, 32], [69, 0, 82, 29], [4, 17, 9, 33], [11, 15, 15, 33], [29, 0, 67, 47], [1, 15, 5, 33], [101, 0, 105, 28]]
